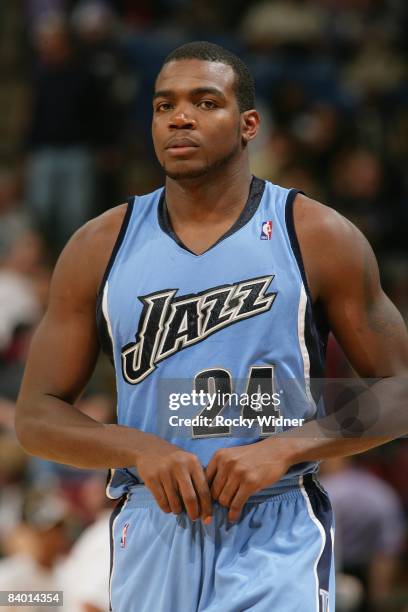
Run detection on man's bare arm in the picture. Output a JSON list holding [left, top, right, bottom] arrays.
[[280, 194, 408, 460], [15, 205, 141, 469], [207, 195, 408, 520], [15, 208, 212, 521]]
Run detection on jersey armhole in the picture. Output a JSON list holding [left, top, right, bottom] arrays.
[[284, 188, 329, 380], [97, 196, 136, 298], [284, 189, 313, 301], [96, 196, 135, 359]]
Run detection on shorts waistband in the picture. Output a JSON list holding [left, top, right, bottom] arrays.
[[123, 474, 317, 508]]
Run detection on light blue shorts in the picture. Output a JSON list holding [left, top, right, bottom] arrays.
[[109, 474, 335, 612]]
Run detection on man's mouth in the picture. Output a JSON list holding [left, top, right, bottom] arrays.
[[165, 137, 199, 149], [165, 138, 200, 157]]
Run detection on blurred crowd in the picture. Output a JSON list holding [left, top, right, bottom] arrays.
[[0, 0, 407, 610]]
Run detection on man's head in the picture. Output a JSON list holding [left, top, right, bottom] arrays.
[[163, 41, 255, 113], [152, 41, 259, 181]]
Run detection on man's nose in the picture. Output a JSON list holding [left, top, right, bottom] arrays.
[[169, 109, 196, 129]]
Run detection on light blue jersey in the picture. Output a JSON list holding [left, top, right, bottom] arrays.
[[99, 177, 334, 611], [97, 177, 328, 499]]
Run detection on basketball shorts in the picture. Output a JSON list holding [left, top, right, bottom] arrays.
[[109, 474, 335, 612]]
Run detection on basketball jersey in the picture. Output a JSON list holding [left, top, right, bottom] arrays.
[[97, 177, 329, 499]]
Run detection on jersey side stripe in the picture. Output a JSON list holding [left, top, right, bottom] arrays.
[[297, 283, 315, 408], [300, 475, 334, 612], [102, 280, 121, 500], [96, 197, 135, 361], [109, 493, 130, 611], [299, 475, 326, 612]]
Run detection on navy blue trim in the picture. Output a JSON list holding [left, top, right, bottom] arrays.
[[158, 176, 266, 255], [285, 190, 329, 396], [304, 476, 333, 611], [124, 467, 140, 483], [285, 189, 310, 297], [96, 197, 135, 362], [109, 495, 127, 611]]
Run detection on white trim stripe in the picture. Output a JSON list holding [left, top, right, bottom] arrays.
[[330, 526, 335, 560], [109, 493, 130, 610], [102, 280, 120, 500], [297, 284, 315, 409], [299, 475, 326, 612], [329, 527, 335, 611], [105, 469, 116, 500], [102, 280, 115, 347]]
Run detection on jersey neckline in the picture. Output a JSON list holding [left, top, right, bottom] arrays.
[[157, 176, 266, 256]]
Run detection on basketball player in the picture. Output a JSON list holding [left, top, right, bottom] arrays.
[[16, 42, 408, 611]]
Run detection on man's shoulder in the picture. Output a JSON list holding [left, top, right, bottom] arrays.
[[77, 203, 129, 247], [293, 193, 351, 238], [292, 192, 366, 258], [291, 193, 369, 301], [67, 203, 129, 267], [263, 179, 353, 238], [51, 203, 130, 300], [79, 186, 162, 245]]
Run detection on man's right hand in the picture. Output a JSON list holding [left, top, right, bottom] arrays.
[[135, 438, 213, 523]]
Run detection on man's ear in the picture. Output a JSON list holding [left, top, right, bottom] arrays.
[[241, 110, 260, 146]]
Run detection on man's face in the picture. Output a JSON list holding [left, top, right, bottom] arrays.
[[152, 59, 244, 180]]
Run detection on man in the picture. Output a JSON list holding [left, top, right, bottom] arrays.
[[16, 42, 408, 611]]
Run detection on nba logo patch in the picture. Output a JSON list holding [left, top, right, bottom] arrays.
[[260, 220, 272, 240], [120, 522, 130, 548]]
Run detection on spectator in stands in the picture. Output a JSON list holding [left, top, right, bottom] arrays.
[[61, 474, 113, 612], [0, 435, 27, 554], [240, 0, 327, 53], [0, 488, 69, 612], [71, 0, 137, 216], [25, 12, 103, 253], [0, 219, 49, 401], [321, 457, 405, 611]]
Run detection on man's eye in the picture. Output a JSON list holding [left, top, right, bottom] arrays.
[[198, 100, 217, 110], [156, 103, 172, 112]]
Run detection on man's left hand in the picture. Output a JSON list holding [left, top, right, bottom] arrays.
[[205, 440, 291, 522]]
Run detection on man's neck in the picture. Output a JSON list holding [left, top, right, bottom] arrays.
[[162, 161, 254, 255], [164, 164, 252, 225]]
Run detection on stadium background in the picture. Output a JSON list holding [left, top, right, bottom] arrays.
[[0, 0, 407, 610]]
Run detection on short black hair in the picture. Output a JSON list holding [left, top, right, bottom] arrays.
[[162, 41, 255, 113]]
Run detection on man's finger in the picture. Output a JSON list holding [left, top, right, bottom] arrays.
[[177, 474, 200, 521], [217, 478, 239, 509], [205, 456, 218, 485], [191, 465, 213, 523], [148, 479, 171, 514], [210, 469, 228, 501], [228, 486, 252, 522], [161, 474, 183, 515]]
